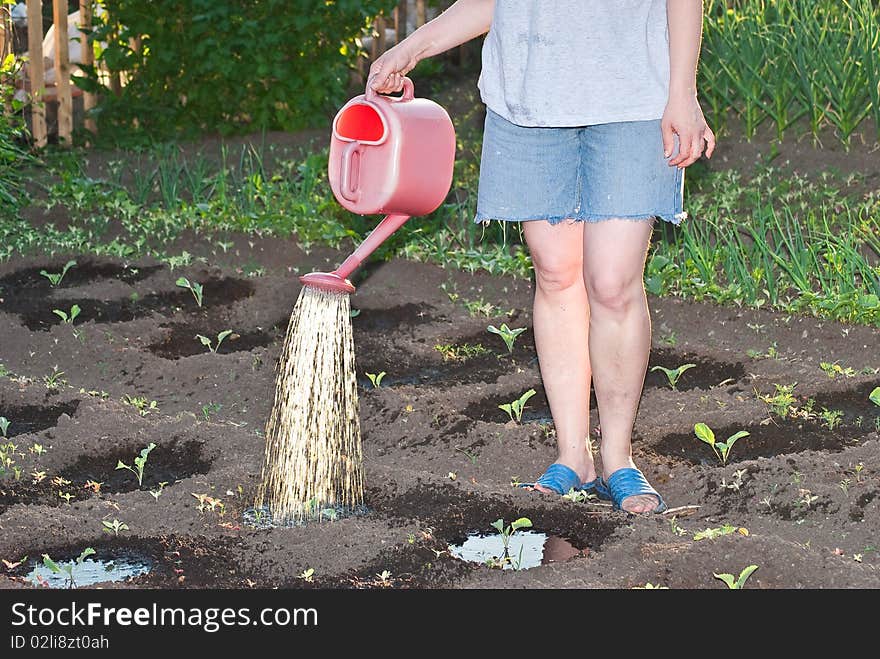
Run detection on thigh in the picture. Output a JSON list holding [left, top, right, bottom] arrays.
[[476, 108, 581, 223], [582, 218, 655, 290], [579, 119, 686, 226], [522, 218, 585, 282]]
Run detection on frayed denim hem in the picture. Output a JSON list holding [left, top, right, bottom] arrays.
[[474, 210, 688, 227]]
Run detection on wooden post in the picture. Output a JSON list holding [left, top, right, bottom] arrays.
[[397, 0, 407, 40], [79, 0, 96, 133], [376, 14, 386, 55], [416, 0, 426, 28], [54, 0, 73, 146], [26, 0, 46, 147], [369, 16, 378, 61]]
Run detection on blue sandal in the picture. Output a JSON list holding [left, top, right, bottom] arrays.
[[601, 467, 667, 513], [519, 463, 597, 496]]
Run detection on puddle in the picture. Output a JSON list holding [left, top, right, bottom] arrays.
[[243, 503, 370, 529], [26, 554, 153, 588], [448, 530, 583, 570]]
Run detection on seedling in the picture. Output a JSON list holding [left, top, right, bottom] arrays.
[[376, 570, 392, 585], [322, 508, 339, 521], [149, 482, 168, 501], [869, 386, 880, 407], [175, 277, 204, 307], [499, 388, 537, 423], [39, 260, 76, 287], [721, 468, 748, 491], [43, 367, 67, 389], [58, 491, 73, 504], [659, 330, 677, 347], [694, 423, 749, 464], [115, 442, 157, 487], [0, 417, 9, 438], [192, 492, 225, 515], [486, 323, 527, 354], [121, 395, 158, 416], [650, 363, 696, 390], [29, 443, 45, 456], [84, 480, 103, 494], [714, 565, 759, 589], [40, 548, 95, 589], [52, 304, 81, 325], [365, 372, 386, 388], [102, 519, 129, 536], [196, 330, 234, 353], [632, 583, 669, 589], [299, 568, 315, 583], [490, 517, 533, 570]]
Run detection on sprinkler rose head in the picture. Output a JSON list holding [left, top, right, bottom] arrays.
[[299, 271, 356, 294]]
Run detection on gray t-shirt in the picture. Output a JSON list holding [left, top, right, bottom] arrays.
[[478, 0, 671, 127]]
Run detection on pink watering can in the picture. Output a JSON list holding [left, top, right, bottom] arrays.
[[299, 77, 456, 293]]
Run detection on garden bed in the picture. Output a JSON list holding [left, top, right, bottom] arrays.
[[1, 235, 878, 589]]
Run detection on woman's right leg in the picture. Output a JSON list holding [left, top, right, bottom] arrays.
[[522, 219, 596, 491]]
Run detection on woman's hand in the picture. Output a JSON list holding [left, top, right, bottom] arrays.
[[661, 92, 716, 169], [367, 41, 422, 94]]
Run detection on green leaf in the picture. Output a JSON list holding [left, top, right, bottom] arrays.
[[869, 386, 880, 407], [490, 519, 504, 534], [217, 330, 234, 343], [694, 422, 715, 447], [197, 335, 212, 347], [713, 572, 736, 589], [175, 277, 190, 287], [52, 310, 68, 322], [69, 305, 81, 322], [42, 554, 62, 574], [736, 565, 759, 589], [511, 517, 532, 531], [77, 547, 96, 564], [115, 460, 128, 470]]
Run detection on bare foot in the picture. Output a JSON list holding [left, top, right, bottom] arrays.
[[618, 493, 662, 514]]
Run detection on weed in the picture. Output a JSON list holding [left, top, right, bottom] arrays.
[[486, 323, 527, 354], [52, 304, 81, 325], [201, 403, 222, 421], [659, 330, 677, 347], [455, 446, 478, 465], [669, 516, 688, 537], [43, 367, 67, 390], [820, 361, 856, 378], [0, 442, 20, 479], [650, 363, 697, 390], [499, 388, 537, 423], [196, 330, 234, 353], [562, 488, 597, 503], [694, 525, 749, 541], [798, 489, 820, 509], [121, 395, 158, 416], [115, 443, 157, 487], [299, 568, 315, 583], [839, 478, 851, 495], [365, 372, 386, 388], [40, 548, 96, 589], [632, 583, 669, 589], [376, 570, 392, 585], [757, 383, 797, 417], [0, 417, 9, 438], [29, 443, 46, 456], [694, 423, 749, 464], [463, 297, 500, 317], [714, 565, 758, 590], [175, 277, 204, 307], [102, 519, 129, 536], [84, 480, 103, 494], [149, 481, 169, 501], [434, 342, 489, 361], [39, 260, 76, 287], [721, 468, 749, 491], [192, 493, 225, 515], [819, 407, 844, 431]]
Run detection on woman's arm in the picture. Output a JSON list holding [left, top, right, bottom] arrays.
[[663, 0, 715, 167], [368, 0, 495, 93]]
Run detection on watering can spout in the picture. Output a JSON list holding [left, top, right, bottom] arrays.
[[300, 213, 411, 294]]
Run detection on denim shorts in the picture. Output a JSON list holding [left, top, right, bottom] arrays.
[[474, 108, 687, 226]]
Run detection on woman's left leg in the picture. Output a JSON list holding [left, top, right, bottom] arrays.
[[581, 217, 658, 513]]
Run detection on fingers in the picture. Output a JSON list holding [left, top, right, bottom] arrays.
[[367, 63, 406, 95], [661, 121, 676, 160], [667, 126, 715, 168], [704, 126, 717, 159]]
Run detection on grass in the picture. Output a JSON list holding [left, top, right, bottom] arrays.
[[701, 0, 880, 144]]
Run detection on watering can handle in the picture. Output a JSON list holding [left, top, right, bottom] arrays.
[[365, 76, 415, 103], [339, 141, 361, 202]]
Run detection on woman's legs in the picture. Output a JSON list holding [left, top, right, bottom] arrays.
[[582, 217, 658, 513], [521, 220, 596, 491]]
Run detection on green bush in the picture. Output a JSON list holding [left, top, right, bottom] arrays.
[[76, 0, 396, 141], [0, 54, 33, 210]]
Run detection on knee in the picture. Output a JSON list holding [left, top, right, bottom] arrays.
[[585, 273, 643, 313], [533, 259, 583, 294]]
